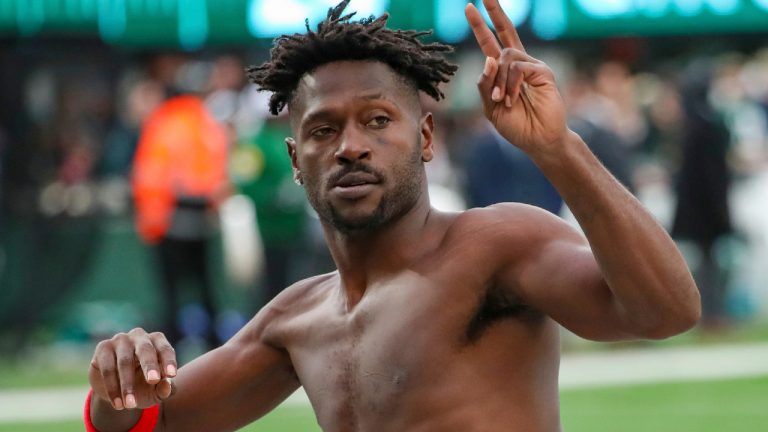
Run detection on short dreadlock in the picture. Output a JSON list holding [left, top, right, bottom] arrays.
[[247, 0, 458, 116]]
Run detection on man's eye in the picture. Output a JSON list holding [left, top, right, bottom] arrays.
[[311, 127, 335, 137], [367, 116, 391, 128]]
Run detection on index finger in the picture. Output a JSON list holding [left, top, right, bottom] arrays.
[[482, 0, 526, 52], [465, 3, 501, 58]]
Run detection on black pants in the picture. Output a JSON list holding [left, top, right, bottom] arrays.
[[695, 242, 728, 325], [156, 237, 219, 348]]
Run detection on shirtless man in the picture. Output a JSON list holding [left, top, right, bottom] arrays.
[[86, 1, 700, 430]]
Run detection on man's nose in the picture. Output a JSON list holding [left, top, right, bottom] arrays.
[[334, 128, 371, 164]]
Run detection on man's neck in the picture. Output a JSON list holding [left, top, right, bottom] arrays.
[[323, 196, 436, 310]]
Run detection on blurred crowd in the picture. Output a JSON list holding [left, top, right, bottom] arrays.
[[1, 41, 768, 353]]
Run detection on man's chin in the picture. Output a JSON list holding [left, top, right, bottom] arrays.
[[328, 210, 386, 234]]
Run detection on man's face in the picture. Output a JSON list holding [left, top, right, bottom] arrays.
[[287, 61, 434, 234]]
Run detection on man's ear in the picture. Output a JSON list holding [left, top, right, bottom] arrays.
[[285, 137, 303, 185], [420, 112, 435, 163]]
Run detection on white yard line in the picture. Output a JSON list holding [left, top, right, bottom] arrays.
[[559, 343, 768, 389], [0, 386, 89, 423], [2, 343, 767, 423]]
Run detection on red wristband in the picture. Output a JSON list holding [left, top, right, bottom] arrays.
[[84, 389, 160, 432]]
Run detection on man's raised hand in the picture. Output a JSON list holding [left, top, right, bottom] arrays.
[[89, 328, 177, 411], [465, 0, 568, 155]]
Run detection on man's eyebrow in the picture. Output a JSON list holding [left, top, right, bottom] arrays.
[[360, 92, 385, 101], [300, 109, 337, 128]]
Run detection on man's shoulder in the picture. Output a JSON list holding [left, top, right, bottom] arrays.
[[435, 203, 579, 268], [255, 271, 338, 346], [449, 203, 563, 240], [269, 271, 339, 313], [461, 202, 559, 220]]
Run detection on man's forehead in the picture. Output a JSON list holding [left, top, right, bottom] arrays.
[[289, 60, 417, 122], [297, 60, 404, 98]]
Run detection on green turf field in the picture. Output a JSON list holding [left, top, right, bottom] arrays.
[[560, 376, 768, 431], [1, 375, 765, 432]]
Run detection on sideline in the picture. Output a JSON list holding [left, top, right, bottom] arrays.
[[2, 342, 767, 423]]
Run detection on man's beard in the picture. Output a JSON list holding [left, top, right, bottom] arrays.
[[305, 144, 424, 235]]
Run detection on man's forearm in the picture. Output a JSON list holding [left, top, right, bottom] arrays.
[[531, 131, 700, 337]]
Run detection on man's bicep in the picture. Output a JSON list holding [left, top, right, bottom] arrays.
[[158, 326, 299, 431], [510, 230, 634, 341]]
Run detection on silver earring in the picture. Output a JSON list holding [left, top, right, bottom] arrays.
[[294, 174, 303, 186]]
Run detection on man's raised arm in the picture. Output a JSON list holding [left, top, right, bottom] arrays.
[[465, 0, 700, 340]]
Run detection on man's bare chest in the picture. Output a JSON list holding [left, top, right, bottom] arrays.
[[277, 274, 461, 415], [280, 271, 534, 427]]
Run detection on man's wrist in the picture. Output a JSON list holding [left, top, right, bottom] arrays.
[[528, 129, 586, 172], [85, 389, 160, 432]]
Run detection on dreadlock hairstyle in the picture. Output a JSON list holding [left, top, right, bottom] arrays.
[[246, 0, 458, 116]]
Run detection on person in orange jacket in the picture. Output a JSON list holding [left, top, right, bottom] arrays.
[[132, 94, 229, 349]]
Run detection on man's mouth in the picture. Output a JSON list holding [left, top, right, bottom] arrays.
[[331, 172, 380, 199], [333, 172, 380, 188]]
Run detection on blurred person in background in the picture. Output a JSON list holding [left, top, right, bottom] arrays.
[[593, 61, 648, 151], [671, 60, 733, 331], [230, 111, 311, 304], [641, 77, 685, 167], [711, 52, 768, 172], [101, 79, 165, 178], [131, 93, 230, 350], [565, 69, 635, 193], [208, 55, 316, 307], [463, 121, 563, 214]]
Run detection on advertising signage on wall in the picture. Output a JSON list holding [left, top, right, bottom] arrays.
[[1, 0, 767, 47], [432, 0, 768, 40], [558, 0, 768, 39]]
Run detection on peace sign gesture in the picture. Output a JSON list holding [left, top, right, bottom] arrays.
[[465, 0, 568, 156]]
